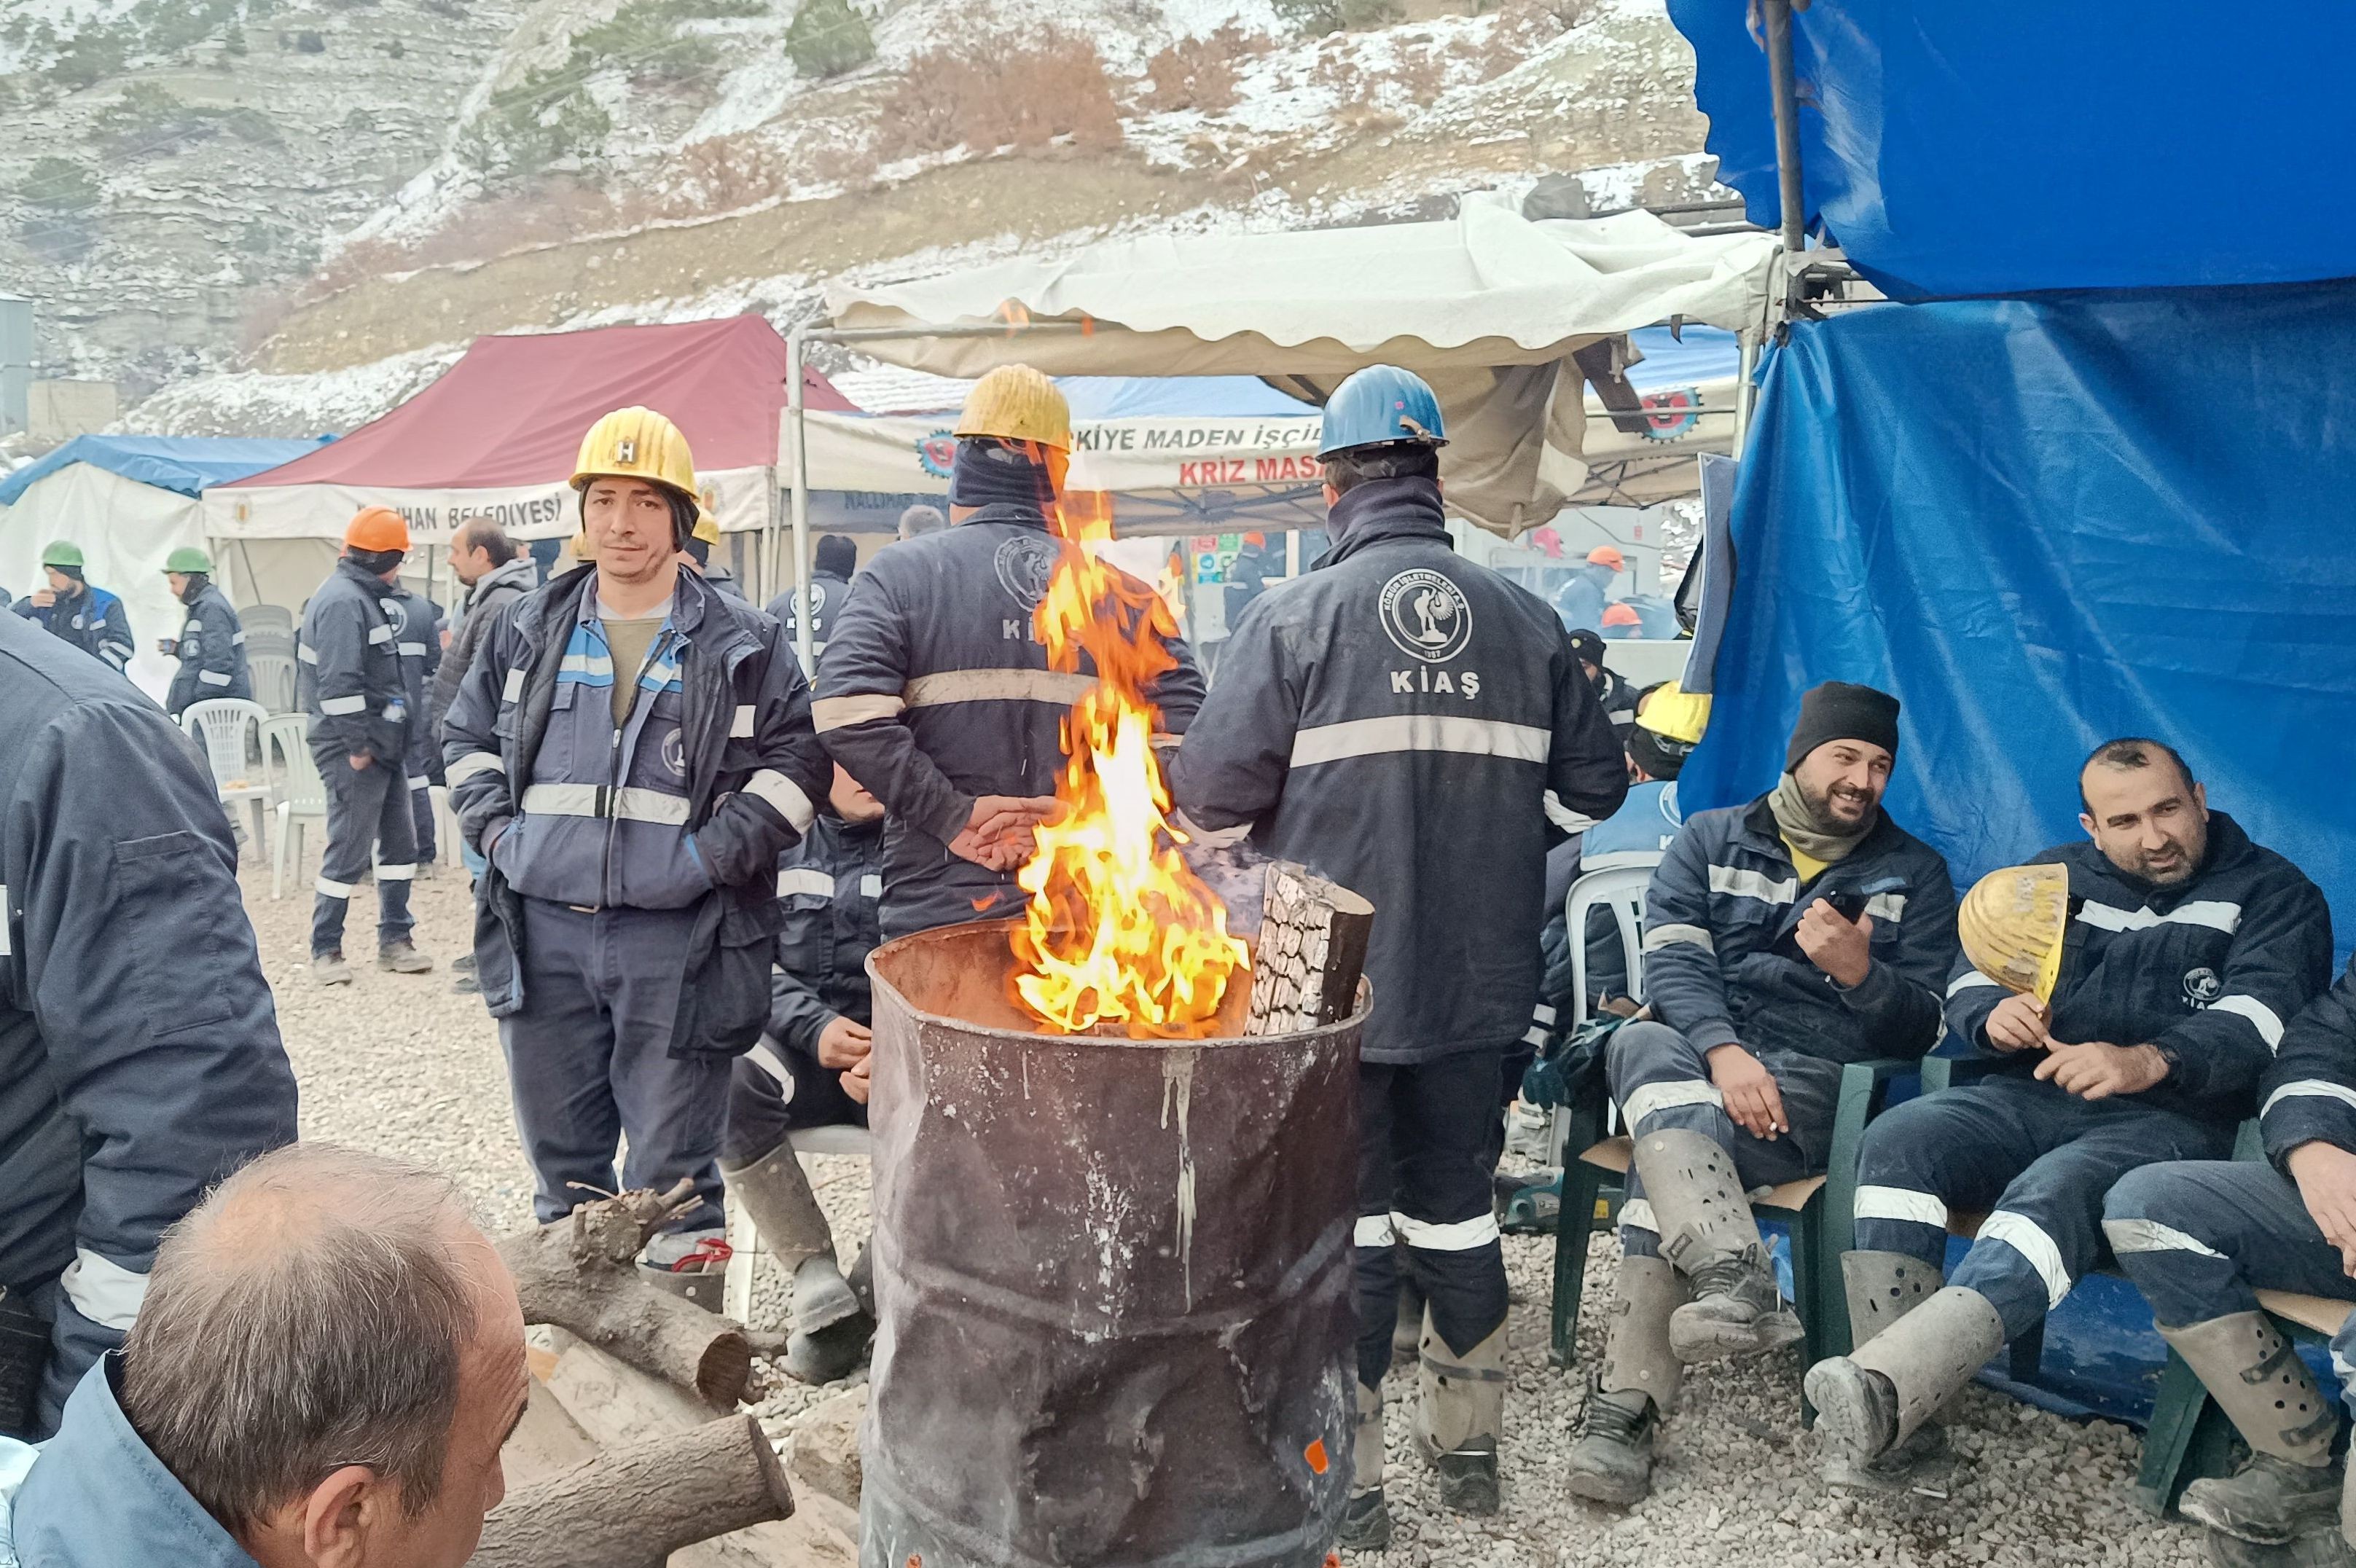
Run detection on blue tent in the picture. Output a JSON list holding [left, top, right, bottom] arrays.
[[1670, 6, 2356, 1427], [0, 434, 332, 506], [1667, 3, 2356, 299]]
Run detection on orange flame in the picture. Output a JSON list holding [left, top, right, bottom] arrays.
[[1010, 489, 1248, 1037]]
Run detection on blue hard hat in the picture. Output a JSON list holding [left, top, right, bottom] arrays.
[[1318, 364, 1449, 458]]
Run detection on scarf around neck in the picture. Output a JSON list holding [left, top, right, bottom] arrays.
[[1769, 770, 1875, 869]]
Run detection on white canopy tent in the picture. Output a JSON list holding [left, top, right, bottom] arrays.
[[813, 203, 1776, 539], [1, 463, 200, 699]]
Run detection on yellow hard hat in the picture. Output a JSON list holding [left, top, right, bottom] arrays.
[[1637, 681, 1712, 746], [952, 365, 1072, 452], [571, 406, 698, 501], [569, 529, 596, 561], [1958, 863, 2070, 1006], [691, 508, 721, 547]]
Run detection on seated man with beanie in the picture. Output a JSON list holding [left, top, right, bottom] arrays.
[[1565, 681, 1959, 1506]]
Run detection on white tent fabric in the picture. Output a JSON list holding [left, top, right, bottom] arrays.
[[201, 466, 774, 544], [822, 205, 1775, 534], [0, 463, 203, 699], [829, 205, 1776, 375]]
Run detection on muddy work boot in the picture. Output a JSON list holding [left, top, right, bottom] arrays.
[[2164, 1312, 2341, 1545], [377, 938, 434, 973], [1412, 1314, 1506, 1515], [311, 952, 353, 987], [1631, 1128, 1803, 1363], [2206, 1523, 2356, 1568], [1338, 1382, 1391, 1553], [1564, 1383, 1659, 1506], [1565, 1254, 1683, 1505], [1822, 1249, 1954, 1493], [1807, 1285, 2003, 1478], [722, 1142, 872, 1385]]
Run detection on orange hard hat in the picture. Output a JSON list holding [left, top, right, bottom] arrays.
[[345, 506, 411, 554], [1586, 544, 1627, 571], [1602, 603, 1642, 628]]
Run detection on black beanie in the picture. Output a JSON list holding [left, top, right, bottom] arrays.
[[1567, 628, 1605, 670], [815, 533, 857, 579], [1785, 681, 1901, 772], [947, 438, 1054, 511]]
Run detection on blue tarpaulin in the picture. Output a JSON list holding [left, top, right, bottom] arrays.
[[0, 434, 331, 506], [1054, 376, 1316, 420], [1682, 281, 2356, 963], [1665, 2, 2356, 299]]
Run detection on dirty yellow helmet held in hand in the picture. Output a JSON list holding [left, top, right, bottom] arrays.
[[1958, 863, 2070, 1005], [953, 365, 1072, 452], [571, 406, 699, 501]]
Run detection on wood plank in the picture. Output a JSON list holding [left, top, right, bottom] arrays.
[[2258, 1289, 2356, 1338]]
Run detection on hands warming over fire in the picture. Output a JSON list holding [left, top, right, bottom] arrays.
[[949, 795, 1061, 871]]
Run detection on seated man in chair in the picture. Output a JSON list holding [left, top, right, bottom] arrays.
[[721, 763, 884, 1385], [1565, 682, 1958, 1505], [2104, 953, 2356, 1567], [1807, 738, 2332, 1494]]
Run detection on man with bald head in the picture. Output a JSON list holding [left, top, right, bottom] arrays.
[[0, 1142, 527, 1568]]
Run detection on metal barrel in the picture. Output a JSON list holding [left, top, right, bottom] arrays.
[[860, 920, 1363, 1568]]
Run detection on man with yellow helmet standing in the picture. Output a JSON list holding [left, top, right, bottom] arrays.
[[1805, 737, 2332, 1497], [439, 407, 829, 1263], [815, 366, 1205, 938], [300, 506, 435, 985]]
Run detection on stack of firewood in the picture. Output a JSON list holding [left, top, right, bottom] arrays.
[[1245, 862, 1373, 1035]]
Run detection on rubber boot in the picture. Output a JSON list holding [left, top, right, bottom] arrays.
[[1336, 1382, 1392, 1553], [1412, 1309, 1506, 1515], [2164, 1313, 2341, 1545], [722, 1143, 871, 1383], [1564, 1255, 1682, 1505], [1824, 1250, 1953, 1493], [1631, 1127, 1801, 1363], [1805, 1285, 2003, 1473]]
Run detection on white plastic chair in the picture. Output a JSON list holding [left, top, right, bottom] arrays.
[[262, 714, 326, 900], [1550, 855, 1663, 1162], [246, 651, 298, 715], [181, 699, 272, 862], [240, 604, 294, 635], [722, 1034, 874, 1323]]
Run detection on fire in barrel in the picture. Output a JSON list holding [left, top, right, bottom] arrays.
[[860, 485, 1367, 1568]]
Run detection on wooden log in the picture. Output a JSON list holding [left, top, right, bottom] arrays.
[[533, 1330, 860, 1568], [470, 1413, 793, 1568], [1245, 861, 1373, 1035], [496, 1180, 752, 1408]]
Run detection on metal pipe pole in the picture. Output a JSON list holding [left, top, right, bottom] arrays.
[[1732, 328, 1759, 453], [787, 327, 815, 673], [1762, 0, 1807, 256]]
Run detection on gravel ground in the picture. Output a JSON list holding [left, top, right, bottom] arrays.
[[240, 864, 2210, 1566]]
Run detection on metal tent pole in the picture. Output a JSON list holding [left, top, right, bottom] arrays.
[[787, 328, 814, 672], [1761, 0, 1808, 256]]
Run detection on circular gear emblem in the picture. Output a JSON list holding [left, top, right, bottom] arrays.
[[993, 535, 1060, 611], [660, 725, 687, 778], [1378, 568, 1473, 663], [2183, 966, 2223, 1007]]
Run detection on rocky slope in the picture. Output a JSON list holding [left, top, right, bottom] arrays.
[[2, 0, 1724, 436]]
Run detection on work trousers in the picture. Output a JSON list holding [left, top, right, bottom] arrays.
[[498, 899, 729, 1231], [721, 1038, 867, 1167], [310, 747, 417, 957], [407, 763, 439, 863], [1355, 1051, 1508, 1389], [2106, 1160, 2356, 1410], [1605, 1019, 1843, 1258], [1852, 1075, 2232, 1338]]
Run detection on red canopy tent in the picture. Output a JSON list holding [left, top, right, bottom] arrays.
[[203, 317, 853, 605]]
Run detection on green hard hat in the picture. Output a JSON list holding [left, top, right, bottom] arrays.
[[39, 539, 83, 569], [164, 546, 214, 574]]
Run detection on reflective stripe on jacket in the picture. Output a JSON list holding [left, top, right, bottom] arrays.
[[440, 567, 831, 1055], [814, 506, 1205, 938], [769, 813, 885, 1056], [1641, 793, 1959, 1066], [1169, 477, 1628, 1065], [297, 559, 408, 761], [1946, 812, 2331, 1125], [163, 584, 249, 717]]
